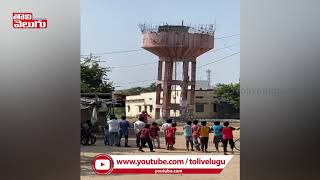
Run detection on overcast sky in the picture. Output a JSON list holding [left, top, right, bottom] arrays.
[[81, 0, 240, 90]]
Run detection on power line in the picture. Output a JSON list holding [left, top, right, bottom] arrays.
[[178, 43, 240, 77], [114, 79, 156, 85], [81, 33, 240, 56], [206, 42, 239, 54], [113, 52, 239, 85], [98, 43, 240, 70], [215, 34, 240, 40], [81, 49, 143, 56], [110, 62, 156, 69], [197, 52, 240, 68]]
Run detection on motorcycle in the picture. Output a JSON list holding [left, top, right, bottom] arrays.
[[81, 127, 96, 145]]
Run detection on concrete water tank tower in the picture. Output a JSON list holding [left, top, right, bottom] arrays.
[[139, 22, 214, 120]]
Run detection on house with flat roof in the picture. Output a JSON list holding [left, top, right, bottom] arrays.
[[125, 89, 217, 119], [125, 80, 218, 119]]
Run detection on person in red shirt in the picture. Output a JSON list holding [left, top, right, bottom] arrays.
[[165, 123, 177, 150], [191, 120, 201, 151], [139, 111, 151, 123], [222, 121, 239, 155], [138, 124, 155, 152], [150, 122, 160, 148]]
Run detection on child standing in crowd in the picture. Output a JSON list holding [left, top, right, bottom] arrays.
[[212, 121, 223, 152], [150, 122, 160, 148], [134, 117, 146, 147], [139, 110, 151, 123], [162, 119, 172, 145], [222, 122, 239, 155], [199, 121, 211, 153], [192, 120, 201, 151], [138, 124, 155, 152], [107, 115, 120, 146], [118, 115, 131, 147], [165, 123, 177, 150], [103, 122, 109, 145], [183, 121, 194, 151]]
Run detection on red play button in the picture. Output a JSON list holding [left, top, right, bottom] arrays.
[[92, 154, 114, 175]]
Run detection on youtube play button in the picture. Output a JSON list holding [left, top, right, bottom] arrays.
[[92, 154, 114, 175], [95, 159, 110, 170]]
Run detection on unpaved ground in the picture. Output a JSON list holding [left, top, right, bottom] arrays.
[[81, 124, 240, 180]]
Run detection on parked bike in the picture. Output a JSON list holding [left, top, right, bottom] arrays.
[[234, 138, 240, 151], [234, 128, 240, 151], [220, 128, 240, 151], [81, 127, 96, 145]]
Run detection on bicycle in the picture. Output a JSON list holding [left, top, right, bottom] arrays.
[[234, 138, 240, 151], [220, 128, 240, 151], [234, 128, 240, 151]]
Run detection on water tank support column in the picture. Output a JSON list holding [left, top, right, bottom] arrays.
[[162, 60, 173, 119], [180, 60, 189, 121], [190, 61, 197, 114], [155, 60, 163, 119]]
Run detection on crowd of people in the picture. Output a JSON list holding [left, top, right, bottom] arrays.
[[102, 111, 239, 155]]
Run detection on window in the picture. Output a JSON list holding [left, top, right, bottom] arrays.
[[195, 104, 204, 112], [144, 105, 148, 111], [149, 105, 153, 112], [138, 106, 142, 112], [213, 104, 217, 112], [127, 105, 130, 112]]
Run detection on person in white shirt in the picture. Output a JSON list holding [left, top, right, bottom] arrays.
[[107, 115, 120, 146], [133, 117, 146, 147], [161, 119, 173, 145]]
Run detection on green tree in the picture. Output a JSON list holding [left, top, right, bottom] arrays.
[[117, 83, 157, 95], [144, 82, 156, 92], [214, 83, 240, 109], [81, 55, 113, 93]]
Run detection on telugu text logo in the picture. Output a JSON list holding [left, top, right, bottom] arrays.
[[12, 13, 47, 29]]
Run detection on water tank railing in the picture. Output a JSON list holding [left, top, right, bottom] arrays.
[[138, 22, 215, 35]]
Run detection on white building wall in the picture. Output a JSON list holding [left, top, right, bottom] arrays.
[[125, 90, 217, 119], [126, 92, 157, 118]]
